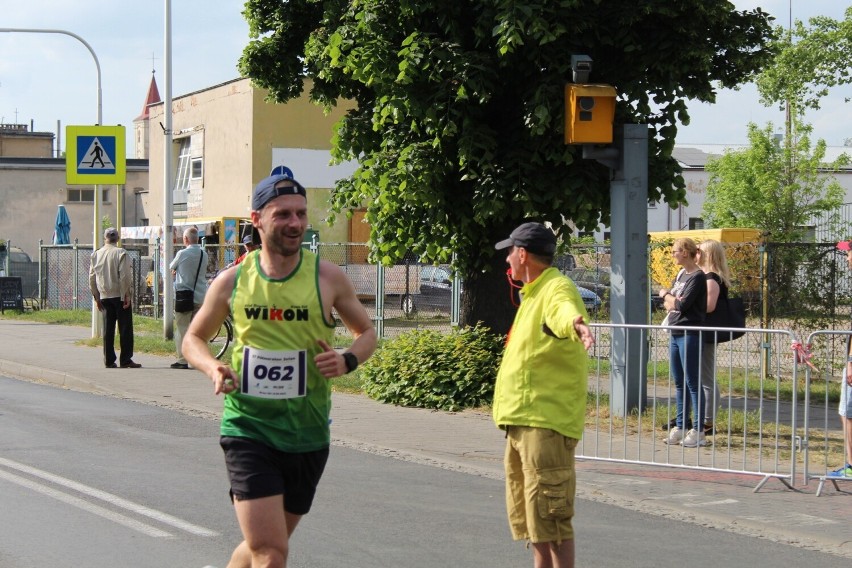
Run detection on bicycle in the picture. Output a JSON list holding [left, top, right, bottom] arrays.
[[209, 315, 234, 360]]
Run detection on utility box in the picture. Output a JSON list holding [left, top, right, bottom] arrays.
[[564, 84, 617, 144]]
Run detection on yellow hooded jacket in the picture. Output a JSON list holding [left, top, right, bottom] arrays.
[[493, 267, 589, 440]]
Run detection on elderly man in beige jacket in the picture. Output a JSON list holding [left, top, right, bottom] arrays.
[[89, 227, 140, 368]]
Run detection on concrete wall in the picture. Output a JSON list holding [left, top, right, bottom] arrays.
[[0, 158, 148, 257], [0, 130, 54, 158], [647, 165, 852, 234], [147, 79, 255, 222]]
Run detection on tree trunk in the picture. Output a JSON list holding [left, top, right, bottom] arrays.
[[461, 252, 518, 336]]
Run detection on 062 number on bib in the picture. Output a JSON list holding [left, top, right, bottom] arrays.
[[240, 346, 307, 399]]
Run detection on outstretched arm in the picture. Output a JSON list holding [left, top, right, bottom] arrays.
[[184, 266, 239, 395]]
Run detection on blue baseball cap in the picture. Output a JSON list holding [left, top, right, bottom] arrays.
[[252, 174, 306, 210]]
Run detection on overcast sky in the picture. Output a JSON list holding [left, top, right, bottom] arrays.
[[1, 1, 849, 156]]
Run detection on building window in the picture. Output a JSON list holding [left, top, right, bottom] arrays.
[[798, 225, 817, 242], [191, 157, 203, 180], [174, 138, 192, 193], [688, 218, 705, 230], [66, 188, 110, 203]]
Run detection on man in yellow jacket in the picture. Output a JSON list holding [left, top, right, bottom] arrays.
[[493, 222, 594, 568]]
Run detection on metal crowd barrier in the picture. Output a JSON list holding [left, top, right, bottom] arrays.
[[800, 329, 852, 496], [580, 323, 804, 491]]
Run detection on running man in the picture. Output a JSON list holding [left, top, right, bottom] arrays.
[[183, 173, 377, 567]]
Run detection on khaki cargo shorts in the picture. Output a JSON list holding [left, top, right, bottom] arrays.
[[504, 425, 578, 544]]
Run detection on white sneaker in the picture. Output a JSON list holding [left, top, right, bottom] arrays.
[[682, 428, 707, 447], [664, 426, 684, 445]]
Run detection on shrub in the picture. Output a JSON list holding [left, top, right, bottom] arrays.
[[361, 324, 504, 411]]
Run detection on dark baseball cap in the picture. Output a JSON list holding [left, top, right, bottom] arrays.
[[252, 174, 306, 210], [495, 222, 556, 256], [838, 241, 851, 251]]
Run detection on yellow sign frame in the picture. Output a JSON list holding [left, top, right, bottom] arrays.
[[65, 125, 126, 185]]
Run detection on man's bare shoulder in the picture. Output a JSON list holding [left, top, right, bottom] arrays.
[[210, 265, 238, 292], [318, 259, 348, 281]]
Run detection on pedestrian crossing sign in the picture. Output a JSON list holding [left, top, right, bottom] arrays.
[[65, 125, 126, 184]]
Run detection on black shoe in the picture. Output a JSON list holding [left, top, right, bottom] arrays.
[[170, 362, 189, 369], [105, 363, 117, 368], [703, 423, 715, 436], [120, 361, 142, 368]]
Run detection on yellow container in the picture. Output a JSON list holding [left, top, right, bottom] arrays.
[[648, 228, 762, 293]]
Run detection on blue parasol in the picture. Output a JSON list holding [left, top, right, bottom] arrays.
[[53, 204, 71, 245]]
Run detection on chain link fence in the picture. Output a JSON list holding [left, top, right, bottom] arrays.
[[318, 243, 460, 338], [35, 243, 144, 311], [16, 238, 852, 343]]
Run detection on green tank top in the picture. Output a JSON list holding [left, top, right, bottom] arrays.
[[221, 249, 336, 452]]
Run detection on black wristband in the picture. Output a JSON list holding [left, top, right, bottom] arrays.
[[342, 352, 359, 373]]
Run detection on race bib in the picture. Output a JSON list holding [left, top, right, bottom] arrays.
[[240, 346, 307, 399]]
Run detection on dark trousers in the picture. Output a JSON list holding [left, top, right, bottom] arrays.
[[102, 297, 134, 366]]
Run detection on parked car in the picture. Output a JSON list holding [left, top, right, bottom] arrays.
[[0, 245, 38, 299], [416, 265, 601, 314], [0, 246, 33, 264], [417, 265, 457, 313], [566, 266, 664, 311], [575, 285, 602, 311]]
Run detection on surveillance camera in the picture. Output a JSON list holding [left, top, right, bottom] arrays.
[[571, 54, 593, 83]]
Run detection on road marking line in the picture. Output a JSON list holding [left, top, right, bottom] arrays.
[[684, 498, 739, 507], [742, 513, 838, 526], [0, 468, 173, 538], [0, 457, 218, 537]]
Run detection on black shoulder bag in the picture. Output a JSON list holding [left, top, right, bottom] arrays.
[[702, 273, 746, 344], [175, 250, 203, 313]]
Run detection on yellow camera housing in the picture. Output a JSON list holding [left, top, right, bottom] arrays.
[[564, 84, 616, 144]]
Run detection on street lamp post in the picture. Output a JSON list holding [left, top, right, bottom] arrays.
[[0, 28, 104, 338], [162, 0, 175, 340]]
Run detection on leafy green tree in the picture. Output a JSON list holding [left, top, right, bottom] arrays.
[[757, 7, 852, 113], [240, 0, 774, 333], [702, 121, 847, 241]]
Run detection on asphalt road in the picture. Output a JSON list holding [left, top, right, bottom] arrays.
[[0, 376, 845, 568]]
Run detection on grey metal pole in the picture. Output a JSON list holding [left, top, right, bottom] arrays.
[[162, 0, 175, 340], [608, 124, 650, 416]]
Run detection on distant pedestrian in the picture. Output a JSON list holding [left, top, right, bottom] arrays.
[[828, 240, 852, 478], [182, 173, 377, 567], [169, 227, 208, 370], [659, 238, 706, 447], [89, 227, 140, 368], [493, 222, 594, 568], [226, 234, 259, 269]]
